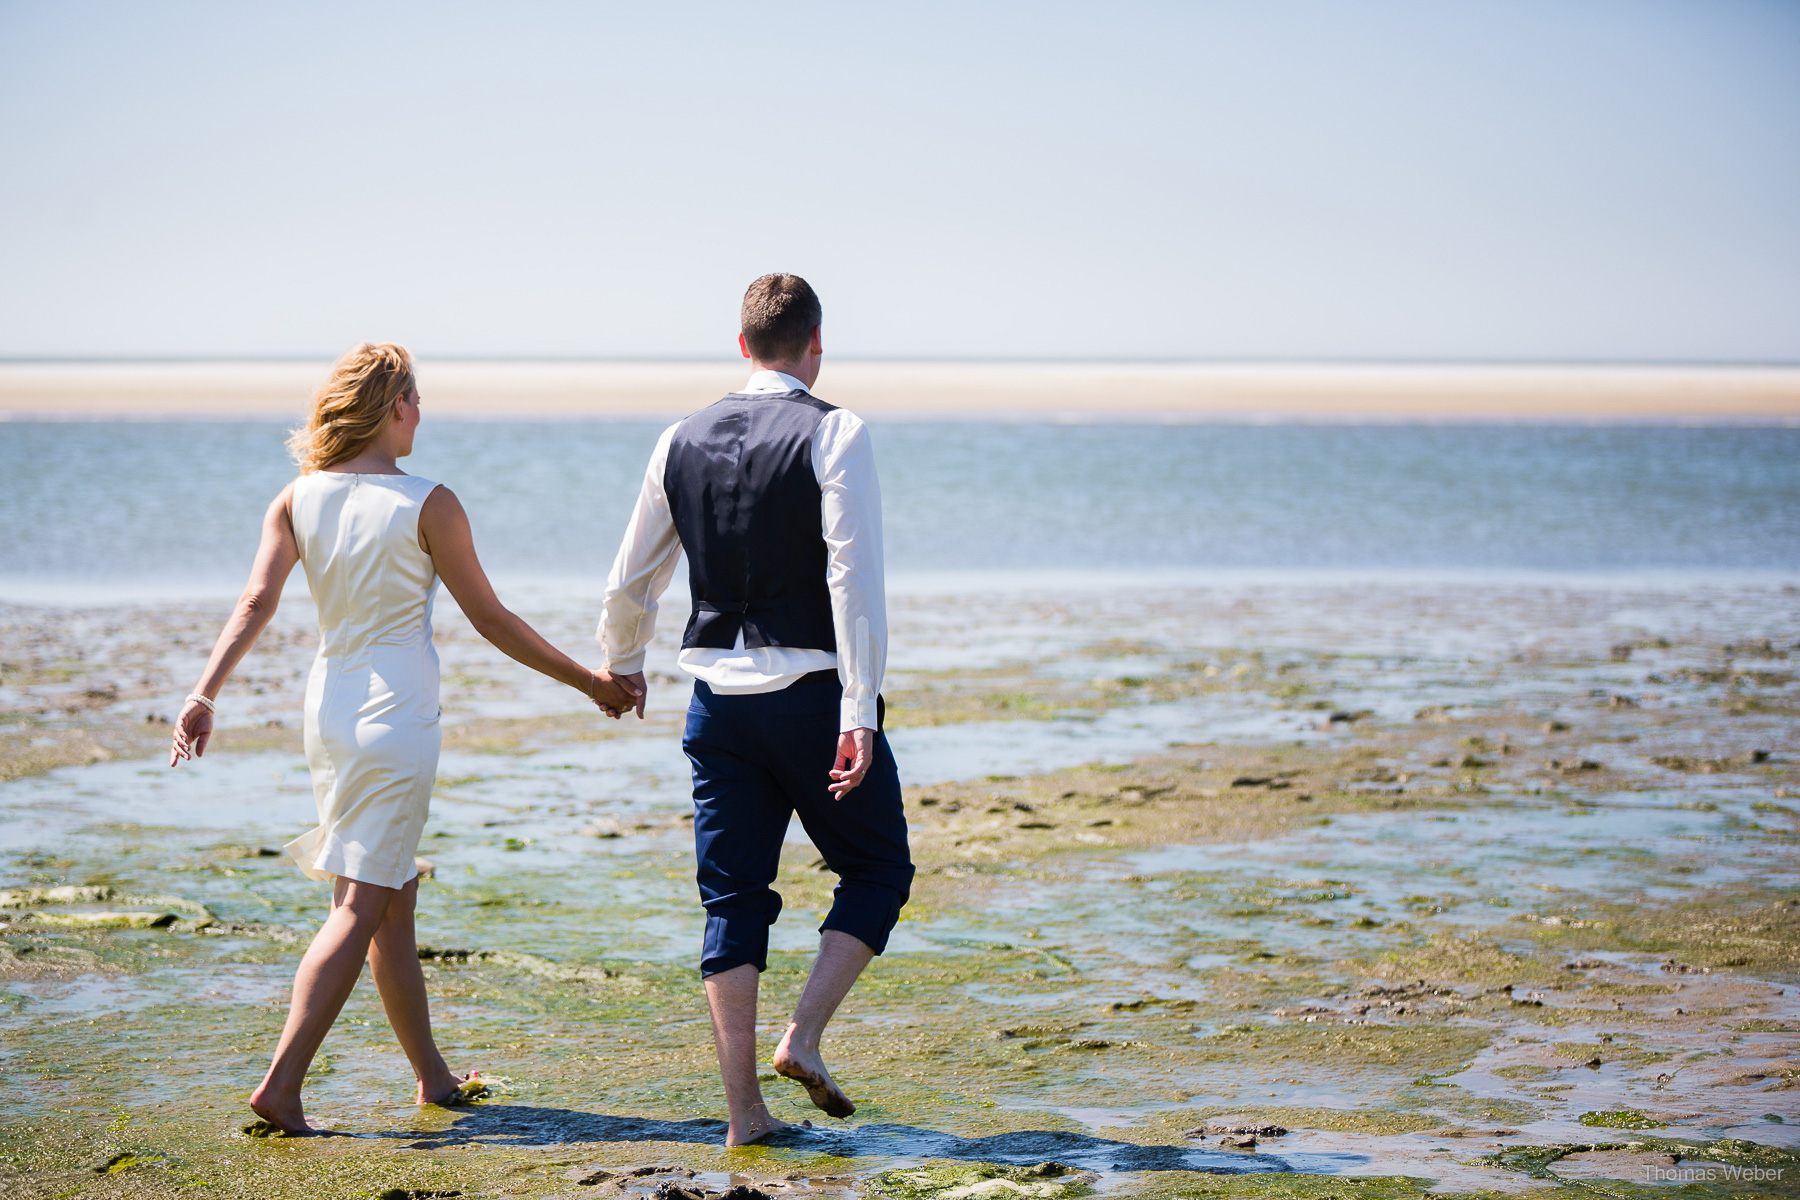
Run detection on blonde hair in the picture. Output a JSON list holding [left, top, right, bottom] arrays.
[[287, 342, 416, 472]]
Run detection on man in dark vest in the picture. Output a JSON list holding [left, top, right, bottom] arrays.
[[598, 274, 912, 1145]]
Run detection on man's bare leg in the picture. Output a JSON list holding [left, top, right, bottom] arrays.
[[704, 963, 805, 1146], [773, 929, 873, 1118]]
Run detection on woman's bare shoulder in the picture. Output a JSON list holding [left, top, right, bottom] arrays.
[[420, 482, 462, 514], [270, 477, 301, 511]]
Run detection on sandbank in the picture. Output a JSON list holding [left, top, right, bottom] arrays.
[[2, 360, 1798, 420]]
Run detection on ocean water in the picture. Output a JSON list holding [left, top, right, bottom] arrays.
[[1, 420, 1797, 597]]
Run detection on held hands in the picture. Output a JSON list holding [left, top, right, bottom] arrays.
[[588, 669, 646, 720], [828, 727, 875, 798], [169, 699, 214, 767]]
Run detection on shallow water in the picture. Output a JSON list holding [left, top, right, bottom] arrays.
[[3, 575, 1798, 1196]]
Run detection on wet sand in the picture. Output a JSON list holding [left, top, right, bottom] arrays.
[[3, 360, 1800, 420], [1, 578, 1798, 1198]]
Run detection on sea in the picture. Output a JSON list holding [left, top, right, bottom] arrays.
[[2, 419, 1798, 598]]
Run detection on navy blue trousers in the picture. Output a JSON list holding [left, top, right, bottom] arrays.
[[683, 676, 913, 977]]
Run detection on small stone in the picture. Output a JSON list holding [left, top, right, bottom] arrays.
[[48, 885, 114, 903], [37, 911, 177, 929], [563, 1166, 616, 1185], [651, 1185, 712, 1200]]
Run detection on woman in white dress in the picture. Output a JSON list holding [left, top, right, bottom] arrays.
[[169, 343, 639, 1134]]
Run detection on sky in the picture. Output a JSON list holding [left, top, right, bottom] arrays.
[[1, 1, 1797, 362]]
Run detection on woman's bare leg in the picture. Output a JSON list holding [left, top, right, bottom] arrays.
[[367, 877, 464, 1103], [249, 877, 396, 1132]]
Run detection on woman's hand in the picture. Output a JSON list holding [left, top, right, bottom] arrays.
[[168, 484, 299, 771], [170, 699, 215, 766], [589, 669, 644, 719]]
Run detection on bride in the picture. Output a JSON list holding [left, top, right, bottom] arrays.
[[169, 342, 638, 1133]]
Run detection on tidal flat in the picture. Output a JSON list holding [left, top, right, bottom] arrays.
[[2, 578, 1798, 1199]]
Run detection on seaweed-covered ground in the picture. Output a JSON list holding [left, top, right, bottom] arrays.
[[1, 578, 1797, 1199]]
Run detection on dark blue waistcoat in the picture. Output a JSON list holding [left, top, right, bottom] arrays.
[[664, 390, 838, 652]]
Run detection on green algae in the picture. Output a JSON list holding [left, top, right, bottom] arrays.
[[1477, 1142, 1619, 1180], [1121, 1175, 1446, 1200], [94, 1151, 166, 1171], [1479, 1135, 1800, 1180], [1579, 1109, 1669, 1129], [868, 1161, 1097, 1200]]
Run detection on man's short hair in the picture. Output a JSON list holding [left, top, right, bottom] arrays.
[[740, 274, 821, 363]]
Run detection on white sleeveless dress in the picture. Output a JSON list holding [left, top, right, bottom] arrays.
[[282, 471, 443, 889]]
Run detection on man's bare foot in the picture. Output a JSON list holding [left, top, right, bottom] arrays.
[[772, 1030, 855, 1119], [247, 1086, 312, 1136], [726, 1103, 813, 1147], [419, 1070, 488, 1106]]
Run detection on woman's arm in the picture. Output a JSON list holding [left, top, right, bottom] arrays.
[[170, 484, 302, 765], [419, 486, 640, 715]]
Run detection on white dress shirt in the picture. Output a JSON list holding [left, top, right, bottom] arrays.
[[599, 370, 888, 733]]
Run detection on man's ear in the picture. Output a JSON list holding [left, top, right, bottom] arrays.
[[738, 332, 752, 360], [809, 326, 823, 355]]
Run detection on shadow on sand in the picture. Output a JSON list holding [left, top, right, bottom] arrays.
[[382, 1105, 1370, 1176]]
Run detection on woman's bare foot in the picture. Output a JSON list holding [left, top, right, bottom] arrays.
[[419, 1069, 487, 1106], [247, 1085, 313, 1136], [772, 1030, 855, 1118], [727, 1102, 812, 1147]]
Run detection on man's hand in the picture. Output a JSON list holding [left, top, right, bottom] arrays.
[[828, 727, 875, 798], [589, 669, 646, 719], [616, 671, 648, 719]]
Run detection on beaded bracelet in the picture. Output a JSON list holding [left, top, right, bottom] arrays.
[[184, 693, 217, 714]]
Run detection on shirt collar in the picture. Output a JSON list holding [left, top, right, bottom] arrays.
[[741, 369, 810, 395]]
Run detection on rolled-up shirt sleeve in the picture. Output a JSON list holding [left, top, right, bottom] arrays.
[[598, 424, 684, 675], [815, 410, 887, 732]]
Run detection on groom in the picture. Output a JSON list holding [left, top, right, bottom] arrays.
[[598, 274, 912, 1145]]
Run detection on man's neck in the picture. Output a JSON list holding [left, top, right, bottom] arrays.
[[749, 358, 821, 390]]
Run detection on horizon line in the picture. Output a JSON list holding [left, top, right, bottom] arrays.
[[3, 354, 1800, 370]]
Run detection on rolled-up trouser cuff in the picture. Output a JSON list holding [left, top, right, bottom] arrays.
[[819, 879, 910, 957], [700, 903, 777, 977], [700, 954, 758, 978]]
